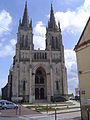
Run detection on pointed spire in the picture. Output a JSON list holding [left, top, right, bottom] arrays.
[[58, 21, 61, 32], [22, 0, 29, 27], [19, 18, 21, 26], [48, 3, 57, 30], [51, 3, 53, 15], [29, 19, 32, 29]]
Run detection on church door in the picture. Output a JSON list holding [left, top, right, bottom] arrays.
[[35, 88, 39, 100], [40, 88, 44, 99], [35, 67, 47, 100]]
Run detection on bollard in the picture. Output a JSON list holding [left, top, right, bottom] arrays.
[[19, 105, 21, 116], [16, 107, 18, 115], [55, 107, 57, 120], [87, 108, 89, 120], [67, 105, 69, 108], [35, 105, 36, 110], [46, 104, 48, 113]]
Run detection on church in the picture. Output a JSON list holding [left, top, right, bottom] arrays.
[[2, 2, 68, 103]]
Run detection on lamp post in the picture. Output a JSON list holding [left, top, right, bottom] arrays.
[[55, 107, 57, 120]]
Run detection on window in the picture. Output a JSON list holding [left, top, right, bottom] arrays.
[[56, 37, 58, 49], [40, 76, 44, 84], [40, 53, 41, 59], [42, 53, 44, 59], [34, 53, 36, 59], [56, 81, 59, 90], [35, 69, 44, 84], [52, 36, 54, 48], [25, 35, 28, 48], [37, 53, 39, 59], [35, 76, 39, 84], [22, 35, 24, 47], [45, 53, 47, 59], [23, 80, 26, 91]]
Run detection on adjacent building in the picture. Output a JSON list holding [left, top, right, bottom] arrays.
[[74, 17, 90, 120], [2, 2, 67, 103], [2, 67, 13, 101]]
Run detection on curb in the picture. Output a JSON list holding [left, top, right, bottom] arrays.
[[41, 109, 80, 115], [48, 110, 81, 115], [0, 109, 80, 117], [0, 115, 19, 118]]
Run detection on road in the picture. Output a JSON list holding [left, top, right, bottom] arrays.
[[0, 111, 81, 120]]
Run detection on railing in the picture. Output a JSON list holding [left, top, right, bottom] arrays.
[[32, 51, 47, 60]]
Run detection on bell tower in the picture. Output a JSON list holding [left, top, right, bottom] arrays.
[[46, 4, 62, 51], [17, 1, 34, 50]]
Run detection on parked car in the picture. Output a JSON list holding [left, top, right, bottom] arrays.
[[75, 96, 80, 101], [69, 96, 75, 100], [51, 96, 67, 102], [0, 100, 18, 109], [0, 102, 2, 109]]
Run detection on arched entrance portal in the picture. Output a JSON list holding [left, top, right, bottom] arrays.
[[35, 67, 47, 100]]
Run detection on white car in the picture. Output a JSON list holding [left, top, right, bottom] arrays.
[[0, 100, 18, 109]]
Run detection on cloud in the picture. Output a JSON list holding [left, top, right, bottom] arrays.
[[33, 21, 46, 50], [84, 0, 90, 8], [0, 39, 16, 58], [64, 49, 78, 94], [0, 10, 12, 36], [10, 39, 17, 46], [54, 0, 90, 34]]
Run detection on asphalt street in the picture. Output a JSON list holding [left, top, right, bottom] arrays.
[[0, 116, 64, 120], [0, 111, 81, 120]]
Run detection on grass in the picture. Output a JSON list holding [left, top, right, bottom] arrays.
[[22, 101, 74, 106], [26, 105, 80, 112], [23, 101, 79, 113]]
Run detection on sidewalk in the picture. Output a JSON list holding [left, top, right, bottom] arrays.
[[0, 107, 80, 117], [0, 101, 81, 117], [0, 105, 40, 117]]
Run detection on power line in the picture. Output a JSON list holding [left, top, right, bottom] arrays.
[[0, 25, 16, 36], [0, 25, 45, 38]]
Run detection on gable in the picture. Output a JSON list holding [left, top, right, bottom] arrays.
[[74, 17, 90, 50]]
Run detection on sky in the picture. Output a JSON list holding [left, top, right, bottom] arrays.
[[0, 0, 90, 95]]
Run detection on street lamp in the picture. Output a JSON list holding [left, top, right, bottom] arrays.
[[55, 107, 57, 120]]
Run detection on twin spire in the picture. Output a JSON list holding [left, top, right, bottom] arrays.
[[48, 3, 61, 31], [19, 1, 32, 29], [22, 1, 29, 27], [19, 1, 61, 31]]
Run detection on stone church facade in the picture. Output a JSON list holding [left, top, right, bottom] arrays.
[[3, 2, 68, 103]]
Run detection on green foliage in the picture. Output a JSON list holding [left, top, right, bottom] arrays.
[[0, 95, 2, 99]]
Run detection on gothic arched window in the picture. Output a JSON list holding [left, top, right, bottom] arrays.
[[34, 53, 36, 59], [35, 76, 39, 84], [25, 35, 28, 48], [52, 36, 54, 48], [40, 76, 44, 84], [45, 53, 47, 59], [23, 80, 26, 91], [42, 53, 44, 59], [56, 37, 58, 49], [56, 81, 59, 90], [22, 35, 24, 48]]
